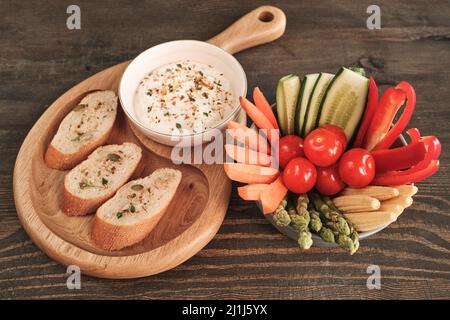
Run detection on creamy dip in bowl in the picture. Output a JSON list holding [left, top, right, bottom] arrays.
[[119, 40, 247, 147], [134, 60, 236, 136]]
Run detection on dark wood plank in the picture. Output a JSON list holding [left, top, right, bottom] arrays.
[[0, 0, 449, 299]]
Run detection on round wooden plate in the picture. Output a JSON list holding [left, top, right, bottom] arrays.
[[13, 6, 287, 279]]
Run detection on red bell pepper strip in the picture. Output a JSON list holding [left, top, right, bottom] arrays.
[[406, 128, 421, 143], [371, 141, 427, 172], [353, 76, 378, 148], [399, 135, 441, 175], [421, 136, 441, 160], [364, 87, 407, 151], [371, 133, 441, 185], [371, 160, 439, 185], [398, 129, 439, 170], [372, 82, 416, 151]]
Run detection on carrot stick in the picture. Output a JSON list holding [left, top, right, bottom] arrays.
[[225, 144, 272, 167], [239, 96, 278, 143], [253, 87, 279, 129], [237, 184, 269, 201], [260, 176, 288, 214], [227, 121, 270, 155], [224, 163, 279, 184]]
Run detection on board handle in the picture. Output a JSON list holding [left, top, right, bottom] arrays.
[[207, 5, 286, 55]]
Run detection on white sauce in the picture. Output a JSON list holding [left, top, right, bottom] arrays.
[[134, 60, 236, 135]]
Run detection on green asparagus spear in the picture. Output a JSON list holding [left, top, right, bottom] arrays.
[[290, 194, 310, 232], [309, 208, 322, 232], [290, 212, 310, 232], [324, 195, 359, 234], [298, 231, 313, 249], [283, 193, 313, 249], [311, 192, 351, 235], [310, 191, 361, 253], [323, 195, 339, 212], [286, 196, 299, 227], [288, 204, 307, 231], [297, 193, 309, 210], [351, 231, 360, 252], [310, 192, 330, 216], [288, 208, 297, 216], [337, 234, 358, 255], [273, 209, 290, 227], [319, 227, 335, 243], [273, 198, 291, 227], [324, 195, 360, 252], [335, 216, 351, 235], [325, 196, 358, 253], [325, 218, 350, 235], [279, 198, 288, 209], [310, 192, 339, 222]]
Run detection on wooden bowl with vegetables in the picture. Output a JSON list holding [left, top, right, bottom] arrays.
[[224, 67, 441, 254]]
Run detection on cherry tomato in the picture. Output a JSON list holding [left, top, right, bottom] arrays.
[[282, 157, 317, 193], [315, 163, 346, 195], [278, 135, 305, 169], [278, 135, 304, 169], [304, 127, 345, 167], [320, 124, 347, 149], [338, 148, 375, 187]]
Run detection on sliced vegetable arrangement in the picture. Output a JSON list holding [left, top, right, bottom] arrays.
[[224, 66, 441, 254]]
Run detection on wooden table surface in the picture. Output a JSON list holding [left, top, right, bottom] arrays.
[[1, 0, 449, 300]]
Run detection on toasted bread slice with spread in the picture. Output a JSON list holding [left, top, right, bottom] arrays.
[[61, 142, 142, 216], [91, 168, 182, 251], [45, 90, 118, 170]]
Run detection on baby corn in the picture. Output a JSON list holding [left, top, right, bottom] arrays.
[[340, 186, 399, 201], [344, 211, 397, 232], [332, 195, 380, 213]]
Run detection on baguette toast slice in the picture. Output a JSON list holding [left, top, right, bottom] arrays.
[[45, 90, 118, 170], [62, 142, 142, 216], [91, 168, 182, 251]]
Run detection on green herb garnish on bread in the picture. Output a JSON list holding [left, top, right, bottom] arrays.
[[61, 142, 142, 216], [91, 168, 182, 251], [45, 90, 118, 170]]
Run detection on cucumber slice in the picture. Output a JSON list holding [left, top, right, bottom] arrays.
[[283, 75, 301, 135], [276, 75, 289, 135], [317, 67, 369, 141], [276, 74, 301, 135], [301, 72, 334, 136], [295, 73, 319, 136]]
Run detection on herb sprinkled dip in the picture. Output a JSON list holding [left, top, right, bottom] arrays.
[[133, 60, 236, 135]]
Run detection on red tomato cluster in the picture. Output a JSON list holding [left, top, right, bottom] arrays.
[[279, 125, 376, 195]]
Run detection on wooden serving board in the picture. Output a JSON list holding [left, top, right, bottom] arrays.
[[13, 6, 286, 279]]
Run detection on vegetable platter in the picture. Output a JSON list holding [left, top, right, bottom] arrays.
[[224, 67, 441, 254]]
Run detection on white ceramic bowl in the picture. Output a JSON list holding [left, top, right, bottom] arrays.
[[119, 40, 247, 147]]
